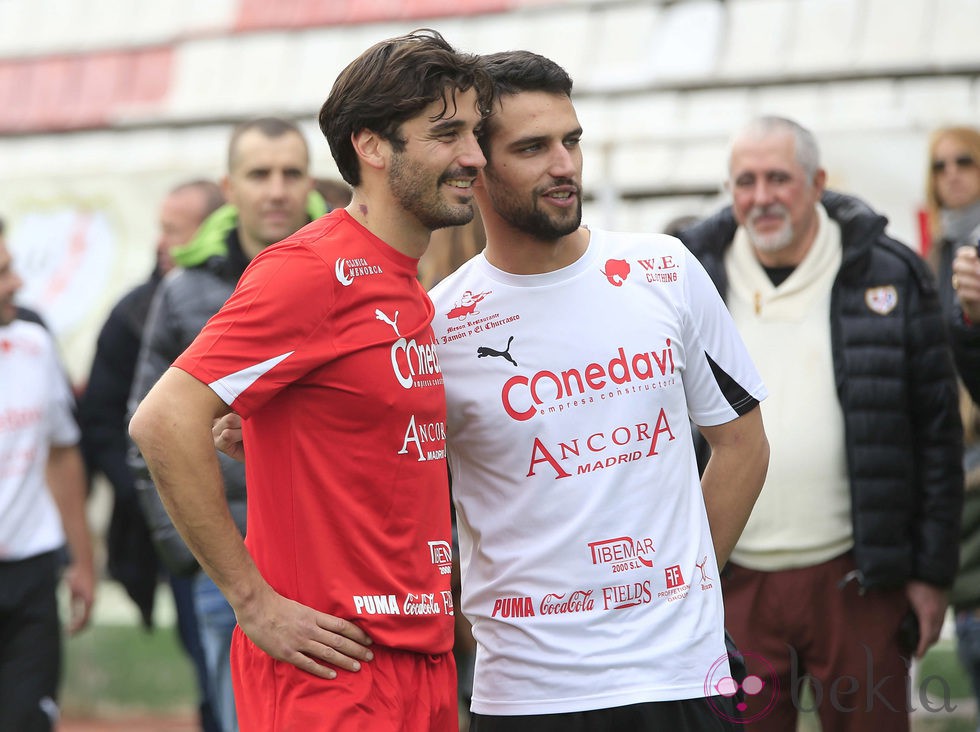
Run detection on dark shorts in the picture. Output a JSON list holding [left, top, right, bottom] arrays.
[[0, 550, 62, 732], [470, 697, 740, 732]]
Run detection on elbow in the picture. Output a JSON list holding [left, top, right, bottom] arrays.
[[128, 398, 159, 454], [753, 417, 771, 467], [759, 435, 771, 476]]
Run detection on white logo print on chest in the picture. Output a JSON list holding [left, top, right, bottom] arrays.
[[377, 309, 443, 389], [375, 309, 401, 336], [336, 257, 385, 286]]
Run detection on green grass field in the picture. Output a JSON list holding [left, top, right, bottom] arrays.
[[62, 622, 198, 717]]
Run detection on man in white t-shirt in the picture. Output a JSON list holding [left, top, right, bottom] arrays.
[[0, 222, 95, 731], [428, 51, 770, 731]]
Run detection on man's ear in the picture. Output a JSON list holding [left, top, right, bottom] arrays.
[[812, 168, 827, 196], [351, 129, 386, 174], [220, 175, 233, 206]]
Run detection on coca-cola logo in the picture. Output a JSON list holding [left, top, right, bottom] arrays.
[[539, 590, 595, 615], [403, 593, 440, 615]]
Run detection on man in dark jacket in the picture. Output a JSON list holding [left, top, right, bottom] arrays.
[[77, 179, 224, 731], [677, 115, 963, 732], [128, 116, 324, 732]]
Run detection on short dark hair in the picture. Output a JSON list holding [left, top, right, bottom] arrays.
[[171, 179, 225, 218], [227, 117, 309, 173], [318, 29, 493, 187], [481, 51, 573, 98], [478, 51, 573, 156]]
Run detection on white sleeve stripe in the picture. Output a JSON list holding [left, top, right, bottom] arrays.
[[208, 351, 293, 405]]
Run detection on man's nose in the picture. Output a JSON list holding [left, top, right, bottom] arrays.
[[751, 179, 776, 206], [549, 146, 577, 179], [267, 172, 288, 198], [458, 133, 486, 171]]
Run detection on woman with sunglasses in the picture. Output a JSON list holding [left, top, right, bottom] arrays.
[[925, 126, 980, 397], [925, 124, 980, 732]]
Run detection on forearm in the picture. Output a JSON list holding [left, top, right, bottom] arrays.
[[910, 286, 965, 584], [699, 407, 769, 568], [129, 368, 265, 610], [47, 443, 97, 632], [47, 445, 95, 571]]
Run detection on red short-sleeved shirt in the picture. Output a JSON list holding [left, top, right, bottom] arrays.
[[175, 210, 454, 654]]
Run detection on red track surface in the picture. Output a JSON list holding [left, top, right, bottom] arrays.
[[60, 714, 198, 731]]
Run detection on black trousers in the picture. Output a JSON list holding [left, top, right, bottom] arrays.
[[471, 697, 740, 732], [0, 551, 61, 732]]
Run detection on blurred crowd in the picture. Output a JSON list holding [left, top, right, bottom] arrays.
[[3, 32, 980, 732]]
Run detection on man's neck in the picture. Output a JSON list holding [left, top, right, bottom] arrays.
[[484, 225, 590, 275], [345, 195, 431, 260], [238, 230, 269, 262]]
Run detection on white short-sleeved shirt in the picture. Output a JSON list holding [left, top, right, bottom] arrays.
[[430, 229, 766, 715], [0, 319, 79, 559]]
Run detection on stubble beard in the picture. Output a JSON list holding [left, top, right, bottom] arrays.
[[389, 153, 475, 231], [487, 178, 582, 242]]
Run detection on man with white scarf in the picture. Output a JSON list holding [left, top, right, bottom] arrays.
[[678, 116, 963, 732]]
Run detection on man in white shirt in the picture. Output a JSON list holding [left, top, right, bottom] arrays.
[[429, 51, 770, 731], [0, 221, 95, 731]]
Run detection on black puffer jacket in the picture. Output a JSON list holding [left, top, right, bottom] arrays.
[[678, 190, 964, 589], [127, 228, 250, 576]]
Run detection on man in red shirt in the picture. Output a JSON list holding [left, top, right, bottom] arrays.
[[129, 30, 492, 731]]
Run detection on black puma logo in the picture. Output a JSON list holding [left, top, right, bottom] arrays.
[[477, 336, 518, 367]]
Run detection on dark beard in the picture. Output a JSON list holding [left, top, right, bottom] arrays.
[[485, 171, 583, 241], [389, 153, 476, 231], [503, 199, 581, 241]]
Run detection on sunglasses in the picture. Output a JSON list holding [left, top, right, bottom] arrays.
[[931, 154, 977, 174]]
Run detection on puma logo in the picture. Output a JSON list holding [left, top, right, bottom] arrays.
[[477, 336, 518, 367], [695, 555, 712, 583], [375, 309, 401, 336]]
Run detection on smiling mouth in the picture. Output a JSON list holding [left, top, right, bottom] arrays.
[[752, 213, 785, 227], [542, 188, 579, 207], [444, 179, 473, 189]]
